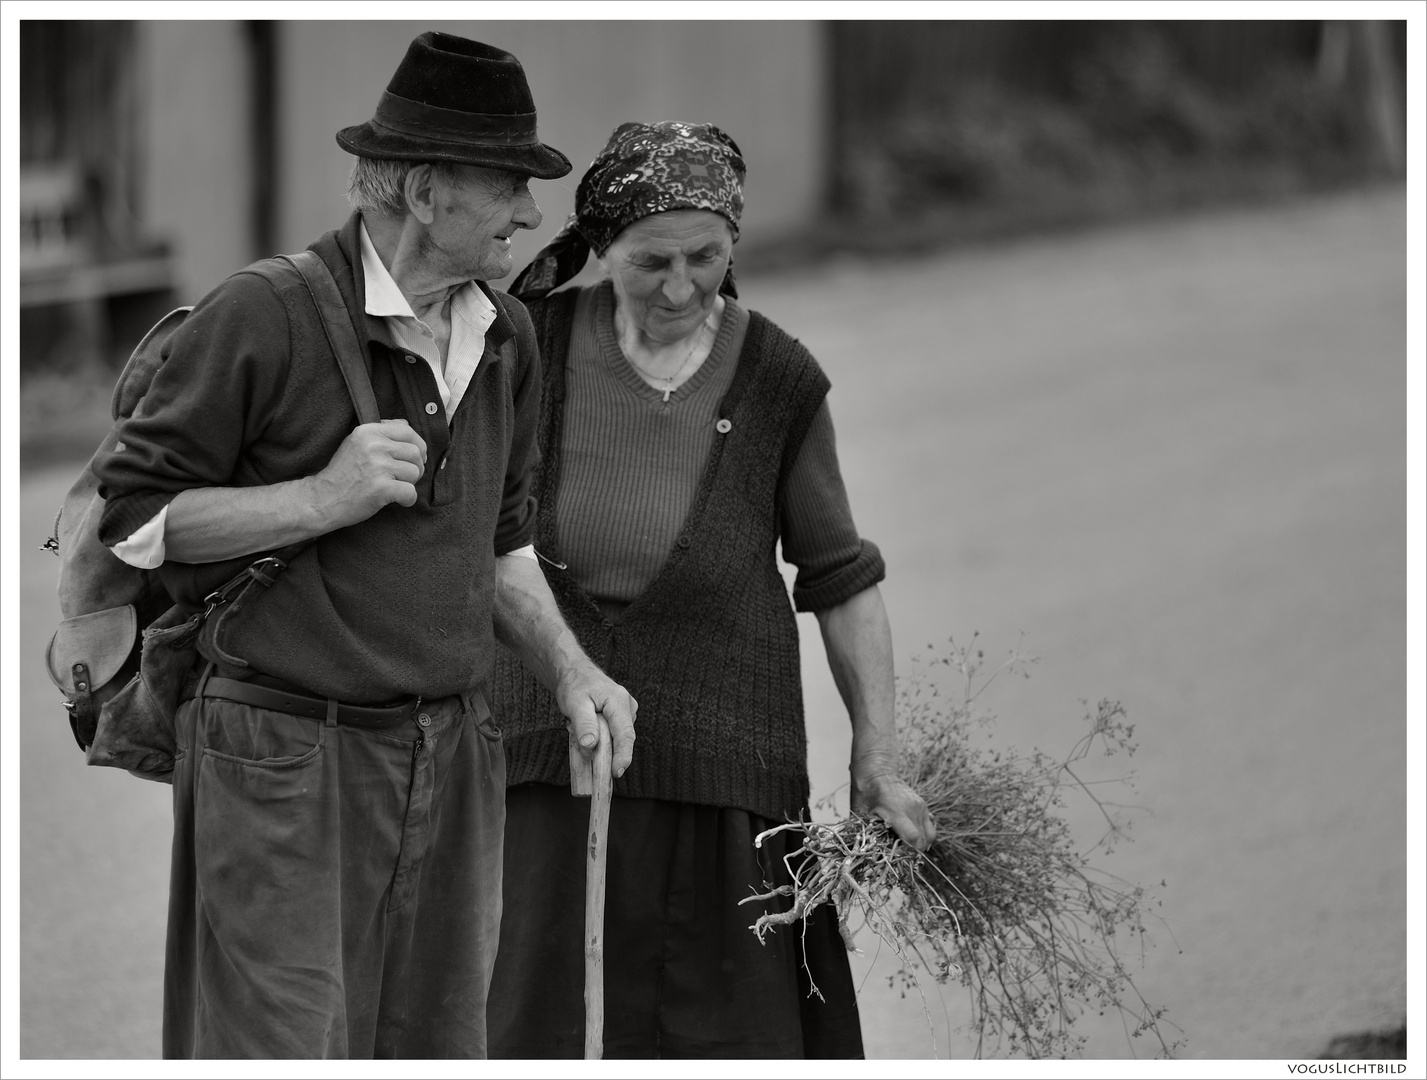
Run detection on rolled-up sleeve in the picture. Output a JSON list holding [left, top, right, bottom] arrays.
[[780, 401, 886, 612], [109, 504, 169, 568]]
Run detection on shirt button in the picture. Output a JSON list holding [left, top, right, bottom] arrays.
[[405, 354, 418, 364], [715, 418, 733, 434], [425, 402, 439, 415], [417, 713, 432, 728]]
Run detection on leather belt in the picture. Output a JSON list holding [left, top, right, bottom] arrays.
[[188, 675, 420, 730]]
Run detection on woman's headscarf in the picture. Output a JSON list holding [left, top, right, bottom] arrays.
[[510, 121, 746, 301]]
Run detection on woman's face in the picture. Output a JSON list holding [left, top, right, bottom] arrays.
[[600, 210, 733, 346]]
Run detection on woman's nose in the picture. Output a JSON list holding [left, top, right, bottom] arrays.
[[662, 268, 694, 305]]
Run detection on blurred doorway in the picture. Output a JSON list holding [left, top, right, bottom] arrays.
[[20, 20, 177, 376]]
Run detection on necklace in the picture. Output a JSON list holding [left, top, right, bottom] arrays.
[[624, 317, 713, 402]]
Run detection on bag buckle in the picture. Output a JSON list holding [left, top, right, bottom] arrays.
[[199, 555, 289, 621], [240, 555, 289, 590]]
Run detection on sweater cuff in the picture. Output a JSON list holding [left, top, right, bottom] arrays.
[[493, 501, 537, 557], [97, 489, 180, 549], [792, 537, 886, 613]]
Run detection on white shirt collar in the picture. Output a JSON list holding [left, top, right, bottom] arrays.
[[357, 217, 496, 328]]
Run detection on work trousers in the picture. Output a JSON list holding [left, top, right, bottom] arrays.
[[162, 684, 505, 1058]]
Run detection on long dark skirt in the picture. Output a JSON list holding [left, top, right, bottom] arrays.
[[488, 783, 865, 1059]]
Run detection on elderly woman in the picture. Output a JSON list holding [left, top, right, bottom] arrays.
[[487, 122, 933, 1059]]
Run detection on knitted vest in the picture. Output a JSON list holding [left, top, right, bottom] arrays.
[[494, 289, 831, 821]]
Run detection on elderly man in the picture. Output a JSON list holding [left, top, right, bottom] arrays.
[[93, 32, 635, 1059]]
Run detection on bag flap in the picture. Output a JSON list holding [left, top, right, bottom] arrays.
[[54, 488, 157, 618], [46, 605, 138, 694]]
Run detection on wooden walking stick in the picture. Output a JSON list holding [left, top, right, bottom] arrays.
[[569, 716, 613, 1060]]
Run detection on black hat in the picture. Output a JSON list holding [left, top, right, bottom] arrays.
[[336, 32, 571, 179]]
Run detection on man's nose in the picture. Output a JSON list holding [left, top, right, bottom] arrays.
[[513, 191, 542, 231]]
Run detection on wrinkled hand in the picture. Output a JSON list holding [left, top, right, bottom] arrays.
[[557, 664, 637, 778], [852, 767, 936, 851], [311, 419, 428, 529]]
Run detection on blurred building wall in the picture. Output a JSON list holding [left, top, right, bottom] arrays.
[[137, 22, 253, 305], [132, 20, 824, 303]]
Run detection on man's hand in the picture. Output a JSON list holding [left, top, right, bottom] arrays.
[[851, 764, 936, 851], [308, 419, 428, 530], [493, 554, 638, 778], [556, 664, 637, 778], [161, 419, 428, 563]]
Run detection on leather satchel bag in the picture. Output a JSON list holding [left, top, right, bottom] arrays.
[[44, 249, 380, 781]]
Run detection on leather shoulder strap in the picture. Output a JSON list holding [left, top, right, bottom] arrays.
[[275, 250, 381, 426], [214, 250, 380, 577]]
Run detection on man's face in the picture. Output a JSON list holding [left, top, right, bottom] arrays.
[[424, 164, 542, 282]]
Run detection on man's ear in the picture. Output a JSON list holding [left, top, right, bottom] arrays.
[[404, 164, 437, 225]]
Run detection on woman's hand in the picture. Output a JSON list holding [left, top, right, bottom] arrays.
[[817, 584, 936, 851], [851, 765, 936, 851]]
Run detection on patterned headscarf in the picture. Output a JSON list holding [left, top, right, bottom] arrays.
[[510, 121, 746, 300]]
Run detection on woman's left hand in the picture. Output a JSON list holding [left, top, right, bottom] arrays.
[[817, 585, 937, 852], [851, 768, 936, 852]]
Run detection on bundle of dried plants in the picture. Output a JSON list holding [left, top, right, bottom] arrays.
[[744, 636, 1180, 1059]]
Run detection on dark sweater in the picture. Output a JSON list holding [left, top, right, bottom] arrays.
[[94, 212, 542, 704], [494, 288, 886, 821]]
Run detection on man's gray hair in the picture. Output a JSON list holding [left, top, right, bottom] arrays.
[[347, 157, 467, 217]]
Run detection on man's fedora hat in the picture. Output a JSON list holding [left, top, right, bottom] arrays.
[[336, 32, 571, 180]]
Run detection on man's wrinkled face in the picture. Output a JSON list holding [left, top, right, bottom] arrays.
[[424, 165, 543, 282]]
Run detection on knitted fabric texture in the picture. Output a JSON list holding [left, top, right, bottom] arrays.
[[549, 282, 879, 615], [494, 290, 874, 821], [553, 282, 743, 607]]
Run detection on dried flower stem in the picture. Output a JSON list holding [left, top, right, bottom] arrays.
[[745, 635, 1182, 1059]]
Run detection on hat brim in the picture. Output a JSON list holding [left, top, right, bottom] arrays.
[[336, 123, 572, 180]]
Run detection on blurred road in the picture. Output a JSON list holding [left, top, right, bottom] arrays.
[[17, 185, 1407, 1060]]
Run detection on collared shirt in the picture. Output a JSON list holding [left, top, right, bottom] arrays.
[[357, 220, 494, 422], [112, 221, 534, 568]]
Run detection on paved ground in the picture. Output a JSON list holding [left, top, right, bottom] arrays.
[[13, 185, 1410, 1061]]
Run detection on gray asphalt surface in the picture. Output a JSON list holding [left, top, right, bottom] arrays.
[[15, 185, 1409, 1061]]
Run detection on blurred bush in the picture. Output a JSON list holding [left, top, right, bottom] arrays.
[[826, 22, 1403, 233]]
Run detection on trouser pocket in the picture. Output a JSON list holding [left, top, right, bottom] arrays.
[[466, 687, 501, 741]]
